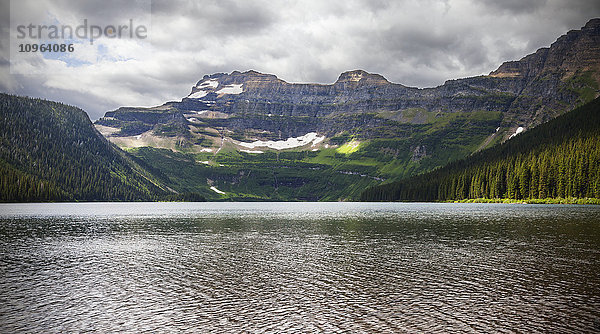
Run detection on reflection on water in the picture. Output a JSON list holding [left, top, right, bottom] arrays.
[[1, 202, 599, 333]]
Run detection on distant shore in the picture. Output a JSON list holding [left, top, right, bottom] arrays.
[[448, 198, 600, 205]]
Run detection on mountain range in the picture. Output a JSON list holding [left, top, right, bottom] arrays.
[[90, 18, 600, 200], [98, 18, 600, 143], [1, 19, 599, 202]]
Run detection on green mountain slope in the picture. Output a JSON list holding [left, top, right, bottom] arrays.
[[127, 108, 500, 201], [361, 97, 600, 202], [0, 94, 171, 202], [129, 147, 377, 201]]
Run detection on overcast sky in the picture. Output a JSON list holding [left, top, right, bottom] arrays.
[[1, 0, 599, 120]]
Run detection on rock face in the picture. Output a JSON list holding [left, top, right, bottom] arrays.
[[96, 19, 600, 146], [178, 68, 519, 136], [490, 18, 600, 129]]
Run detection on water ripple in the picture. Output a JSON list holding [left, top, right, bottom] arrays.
[[1, 203, 599, 333]]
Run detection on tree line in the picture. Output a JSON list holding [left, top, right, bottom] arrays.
[[0, 94, 169, 202], [361, 97, 600, 201]]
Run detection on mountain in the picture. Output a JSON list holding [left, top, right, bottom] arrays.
[[491, 18, 600, 128], [360, 97, 600, 202], [93, 19, 600, 201], [0, 93, 173, 202]]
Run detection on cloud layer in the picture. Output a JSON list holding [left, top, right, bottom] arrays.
[[1, 0, 599, 120]]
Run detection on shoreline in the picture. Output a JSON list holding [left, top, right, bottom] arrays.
[[447, 198, 600, 205]]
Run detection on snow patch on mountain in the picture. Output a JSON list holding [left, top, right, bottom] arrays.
[[509, 126, 524, 139], [312, 136, 325, 147], [210, 186, 226, 194], [188, 90, 208, 99], [349, 72, 363, 81], [197, 79, 219, 89], [216, 84, 243, 95], [238, 132, 325, 150]]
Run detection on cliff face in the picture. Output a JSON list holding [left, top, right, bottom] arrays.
[[490, 18, 600, 128], [96, 18, 600, 146], [492, 19, 600, 79]]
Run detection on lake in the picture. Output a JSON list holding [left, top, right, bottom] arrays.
[[1, 202, 599, 333]]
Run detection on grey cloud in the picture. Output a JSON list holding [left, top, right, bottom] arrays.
[[385, 27, 461, 59], [477, 0, 548, 15], [49, 0, 151, 23], [379, 24, 488, 74], [362, 0, 393, 12], [152, 0, 275, 36], [1, 0, 600, 120], [7, 73, 106, 118]]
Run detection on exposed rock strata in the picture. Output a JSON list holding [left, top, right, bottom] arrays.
[[96, 19, 600, 145]]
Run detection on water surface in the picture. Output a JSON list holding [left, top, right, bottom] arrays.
[[1, 202, 599, 333]]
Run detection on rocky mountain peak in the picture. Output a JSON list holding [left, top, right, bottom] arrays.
[[196, 70, 281, 87], [334, 70, 389, 85], [583, 18, 600, 30], [489, 18, 600, 79], [187, 70, 285, 99]]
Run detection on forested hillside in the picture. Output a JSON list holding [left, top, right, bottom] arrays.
[[0, 94, 169, 202], [361, 97, 600, 202]]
